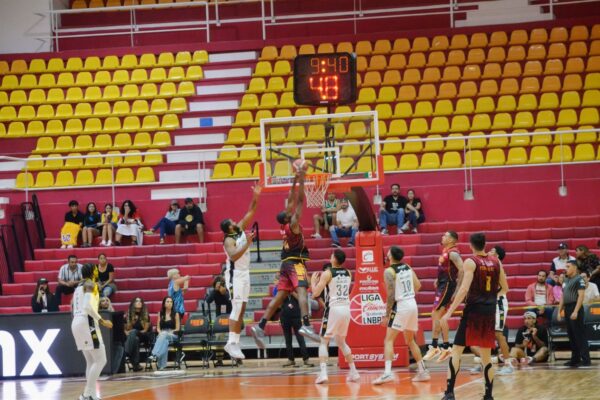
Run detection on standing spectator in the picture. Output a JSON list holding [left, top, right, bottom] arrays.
[[205, 275, 232, 315], [100, 203, 118, 247], [81, 202, 101, 248], [548, 243, 575, 284], [168, 268, 190, 319], [559, 260, 591, 367], [509, 311, 549, 365], [148, 296, 181, 371], [96, 253, 117, 299], [148, 200, 180, 244], [553, 272, 565, 303], [403, 189, 425, 233], [55, 255, 83, 305], [175, 198, 205, 243], [60, 200, 84, 249], [329, 198, 358, 248], [280, 292, 312, 367], [525, 270, 555, 320], [581, 270, 600, 304], [124, 297, 151, 372], [576, 245, 600, 283], [379, 184, 407, 235], [31, 277, 59, 313], [311, 192, 339, 239], [115, 200, 143, 246]]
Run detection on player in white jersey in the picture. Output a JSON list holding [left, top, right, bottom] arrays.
[[310, 249, 360, 384], [374, 246, 430, 385], [220, 184, 262, 360], [71, 264, 113, 400]]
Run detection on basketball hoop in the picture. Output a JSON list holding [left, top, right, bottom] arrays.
[[304, 173, 331, 208]]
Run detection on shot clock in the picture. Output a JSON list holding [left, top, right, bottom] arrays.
[[293, 52, 357, 106]]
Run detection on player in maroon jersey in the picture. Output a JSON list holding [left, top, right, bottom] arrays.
[[423, 231, 463, 363], [440, 233, 508, 400], [250, 170, 320, 348]]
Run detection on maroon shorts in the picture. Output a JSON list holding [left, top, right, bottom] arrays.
[[453, 304, 496, 348], [433, 280, 456, 311], [277, 259, 308, 292]]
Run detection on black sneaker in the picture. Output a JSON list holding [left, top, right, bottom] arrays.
[[332, 242, 341, 248], [580, 361, 592, 367], [563, 361, 579, 367], [132, 365, 144, 372], [441, 392, 455, 400]]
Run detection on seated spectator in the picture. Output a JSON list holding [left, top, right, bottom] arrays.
[[553, 272, 565, 302], [124, 297, 151, 372], [99, 296, 114, 311], [581, 270, 600, 304], [31, 277, 59, 313], [100, 203, 118, 247], [205, 275, 232, 315], [311, 192, 339, 239], [403, 189, 425, 233], [60, 200, 84, 249], [379, 183, 407, 235], [81, 202, 101, 248], [525, 270, 555, 321], [175, 198, 204, 243], [509, 311, 549, 364], [280, 291, 313, 368], [548, 243, 575, 284], [115, 200, 144, 246], [148, 296, 181, 371], [168, 268, 190, 319], [329, 198, 358, 248], [55, 255, 83, 304], [96, 253, 117, 298], [148, 200, 180, 244], [577, 245, 600, 286]]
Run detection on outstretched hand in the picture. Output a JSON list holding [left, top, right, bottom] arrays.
[[252, 184, 263, 196]]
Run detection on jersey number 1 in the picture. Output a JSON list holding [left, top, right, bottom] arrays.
[[485, 276, 491, 292]]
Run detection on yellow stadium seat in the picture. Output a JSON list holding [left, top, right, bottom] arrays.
[[500, 62, 520, 79], [27, 121, 44, 136], [437, 83, 456, 99], [83, 152, 102, 169], [392, 103, 411, 119], [496, 95, 516, 112], [298, 44, 315, 55], [592, 24, 600, 40], [381, 155, 397, 171], [520, 76, 540, 93], [388, 119, 407, 137], [137, 54, 156, 69], [440, 152, 462, 168], [466, 48, 485, 64], [173, 51, 191, 66], [408, 53, 426, 68], [35, 105, 53, 120], [225, 128, 245, 145], [413, 101, 433, 117], [579, 107, 599, 125], [424, 135, 444, 152], [176, 81, 194, 96], [1, 75, 19, 90], [568, 41, 588, 58], [450, 115, 470, 133], [444, 134, 465, 151], [527, 146, 550, 164], [575, 126, 596, 143], [74, 135, 93, 152], [513, 112, 533, 129], [548, 26, 567, 43], [123, 150, 143, 166], [402, 68, 421, 84], [44, 153, 63, 170], [472, 114, 491, 131], [544, 59, 563, 75], [254, 61, 272, 77], [555, 109, 578, 126], [584, 73, 600, 89], [465, 150, 484, 167], [570, 25, 589, 41], [273, 61, 291, 76], [573, 144, 595, 162], [397, 85, 416, 101], [450, 34, 468, 49], [486, 130, 507, 148], [408, 118, 428, 135], [484, 148, 506, 166], [531, 129, 552, 146], [240, 94, 258, 110], [357, 88, 376, 104], [457, 81, 477, 98], [388, 54, 406, 70], [247, 78, 266, 93], [591, 40, 600, 56], [422, 67, 441, 83], [185, 65, 203, 81], [539, 92, 559, 109], [509, 129, 531, 147], [551, 145, 573, 162], [560, 91, 581, 108], [562, 74, 581, 91], [373, 39, 391, 55], [478, 79, 498, 96], [429, 117, 449, 134], [528, 28, 547, 44], [92, 169, 112, 185], [547, 43, 567, 59], [375, 104, 392, 119], [16, 172, 34, 188], [56, 103, 74, 118], [527, 44, 546, 60], [523, 60, 542, 76], [433, 99, 453, 116], [34, 171, 54, 188], [403, 136, 422, 153], [451, 98, 472, 115], [377, 86, 396, 103], [278, 45, 297, 60], [428, 51, 445, 67], [260, 46, 278, 60], [381, 141, 401, 155], [44, 120, 63, 136], [27, 89, 46, 104], [152, 131, 171, 147], [505, 147, 527, 165], [416, 84, 436, 100], [157, 52, 175, 67], [191, 50, 208, 65], [554, 128, 575, 145], [536, 110, 557, 127], [486, 46, 505, 63], [73, 170, 94, 186], [382, 70, 400, 86], [368, 55, 387, 71], [582, 90, 600, 106], [82, 56, 101, 71], [105, 151, 123, 168], [232, 162, 253, 178], [115, 168, 134, 184], [74, 103, 92, 117], [391, 38, 410, 53], [446, 50, 465, 66], [112, 133, 131, 150], [420, 153, 440, 169], [355, 41, 372, 55], [398, 154, 419, 170], [34, 137, 54, 153], [363, 71, 381, 87], [356, 56, 368, 72], [55, 136, 74, 152], [54, 170, 74, 186], [467, 132, 486, 149], [65, 153, 84, 169], [94, 134, 112, 151], [168, 97, 186, 113]]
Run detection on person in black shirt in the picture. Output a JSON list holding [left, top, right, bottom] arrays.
[[82, 202, 102, 247], [65, 200, 85, 225], [379, 184, 407, 235], [61, 200, 84, 249], [124, 297, 151, 372], [577, 245, 600, 287], [31, 277, 59, 313], [509, 311, 549, 364], [96, 253, 117, 298], [148, 296, 181, 370], [205, 276, 232, 315], [175, 197, 205, 243], [280, 293, 313, 367], [404, 189, 425, 233]]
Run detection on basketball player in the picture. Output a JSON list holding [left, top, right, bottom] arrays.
[[374, 246, 430, 385], [220, 184, 262, 360], [423, 231, 463, 362], [71, 264, 113, 400], [440, 233, 508, 400], [251, 170, 320, 347], [310, 249, 360, 384]]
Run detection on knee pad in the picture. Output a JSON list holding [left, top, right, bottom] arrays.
[[229, 300, 243, 322]]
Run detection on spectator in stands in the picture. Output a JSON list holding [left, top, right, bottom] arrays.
[[311, 192, 339, 239], [280, 291, 313, 368], [553, 272, 565, 302], [379, 183, 407, 235], [403, 189, 425, 233], [99, 296, 114, 311], [509, 311, 549, 365], [31, 277, 59, 313], [55, 255, 83, 304], [148, 200, 181, 244], [60, 200, 84, 249], [167, 268, 190, 319], [576, 245, 600, 280], [525, 270, 555, 320], [205, 275, 232, 315], [96, 253, 117, 299], [175, 198, 205, 243], [100, 203, 118, 247], [115, 200, 144, 246], [81, 202, 101, 248], [124, 297, 151, 372], [548, 243, 575, 284], [148, 296, 181, 371], [581, 270, 600, 304], [329, 198, 358, 248]]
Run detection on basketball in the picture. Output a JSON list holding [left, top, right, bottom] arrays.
[[293, 158, 308, 172]]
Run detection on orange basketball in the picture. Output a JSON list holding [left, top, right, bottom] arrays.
[[293, 158, 308, 172]]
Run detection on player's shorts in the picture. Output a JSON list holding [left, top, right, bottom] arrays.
[[433, 280, 456, 311], [72, 316, 103, 351], [320, 306, 351, 338], [225, 268, 250, 303], [388, 298, 419, 332], [454, 303, 496, 348], [277, 259, 308, 292], [495, 295, 508, 332]]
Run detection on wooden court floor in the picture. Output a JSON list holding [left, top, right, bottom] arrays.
[[2, 358, 598, 400]]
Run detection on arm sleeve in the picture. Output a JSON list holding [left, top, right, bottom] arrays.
[[83, 292, 102, 321], [177, 209, 186, 225]]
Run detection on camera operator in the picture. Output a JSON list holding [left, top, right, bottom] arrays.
[[205, 275, 232, 315], [31, 277, 59, 313], [509, 311, 549, 364]]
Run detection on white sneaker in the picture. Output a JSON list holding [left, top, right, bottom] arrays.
[[412, 228, 418, 234], [298, 325, 320, 342], [315, 372, 328, 384], [473, 356, 481, 364], [346, 370, 360, 382], [106, 240, 112, 246], [224, 342, 245, 360], [401, 222, 410, 231], [422, 345, 442, 361], [491, 356, 498, 364], [412, 370, 430, 382], [469, 364, 482, 375], [60, 245, 66, 249], [373, 373, 394, 385], [100, 240, 107, 246], [381, 229, 388, 235], [497, 364, 514, 375], [67, 245, 73, 249], [311, 233, 322, 239]]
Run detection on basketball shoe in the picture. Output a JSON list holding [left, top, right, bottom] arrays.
[[250, 325, 266, 349], [299, 325, 320, 342], [436, 347, 452, 363], [422, 345, 441, 361], [372, 373, 394, 385], [412, 370, 431, 382]]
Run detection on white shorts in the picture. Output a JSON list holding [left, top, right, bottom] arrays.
[[389, 299, 419, 332], [225, 268, 250, 303], [72, 316, 103, 351], [321, 306, 351, 338], [495, 295, 508, 332]]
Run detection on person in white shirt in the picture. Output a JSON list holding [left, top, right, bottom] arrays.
[[581, 270, 600, 304], [329, 198, 358, 248], [548, 243, 576, 284]]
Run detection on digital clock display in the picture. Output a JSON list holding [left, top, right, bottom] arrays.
[[293, 52, 357, 106]]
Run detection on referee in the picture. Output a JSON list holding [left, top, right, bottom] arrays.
[[558, 260, 591, 367]]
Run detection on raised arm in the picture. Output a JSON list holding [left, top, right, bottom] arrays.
[[443, 258, 475, 320], [310, 269, 332, 298], [238, 184, 262, 230], [292, 172, 306, 224], [224, 232, 255, 262], [285, 175, 299, 215]]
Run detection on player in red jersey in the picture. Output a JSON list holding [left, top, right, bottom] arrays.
[[423, 231, 463, 363], [250, 170, 320, 348], [440, 233, 508, 400]]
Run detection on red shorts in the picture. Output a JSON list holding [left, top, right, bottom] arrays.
[[454, 304, 496, 348], [277, 259, 308, 292]]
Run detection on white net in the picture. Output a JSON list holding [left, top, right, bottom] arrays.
[[304, 173, 332, 208]]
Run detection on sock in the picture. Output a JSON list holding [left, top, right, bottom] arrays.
[[384, 360, 392, 374], [228, 331, 236, 344], [446, 356, 459, 394], [484, 363, 494, 398], [320, 362, 327, 374], [431, 338, 438, 348], [417, 360, 426, 373], [349, 362, 357, 373], [302, 315, 310, 327], [443, 342, 450, 350], [231, 332, 240, 344], [258, 318, 267, 330]]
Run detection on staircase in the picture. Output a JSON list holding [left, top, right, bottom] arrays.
[[456, 0, 553, 27]]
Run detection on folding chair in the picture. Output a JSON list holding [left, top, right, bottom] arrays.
[[179, 313, 213, 368], [211, 313, 240, 368], [548, 307, 568, 362], [584, 304, 600, 350]]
